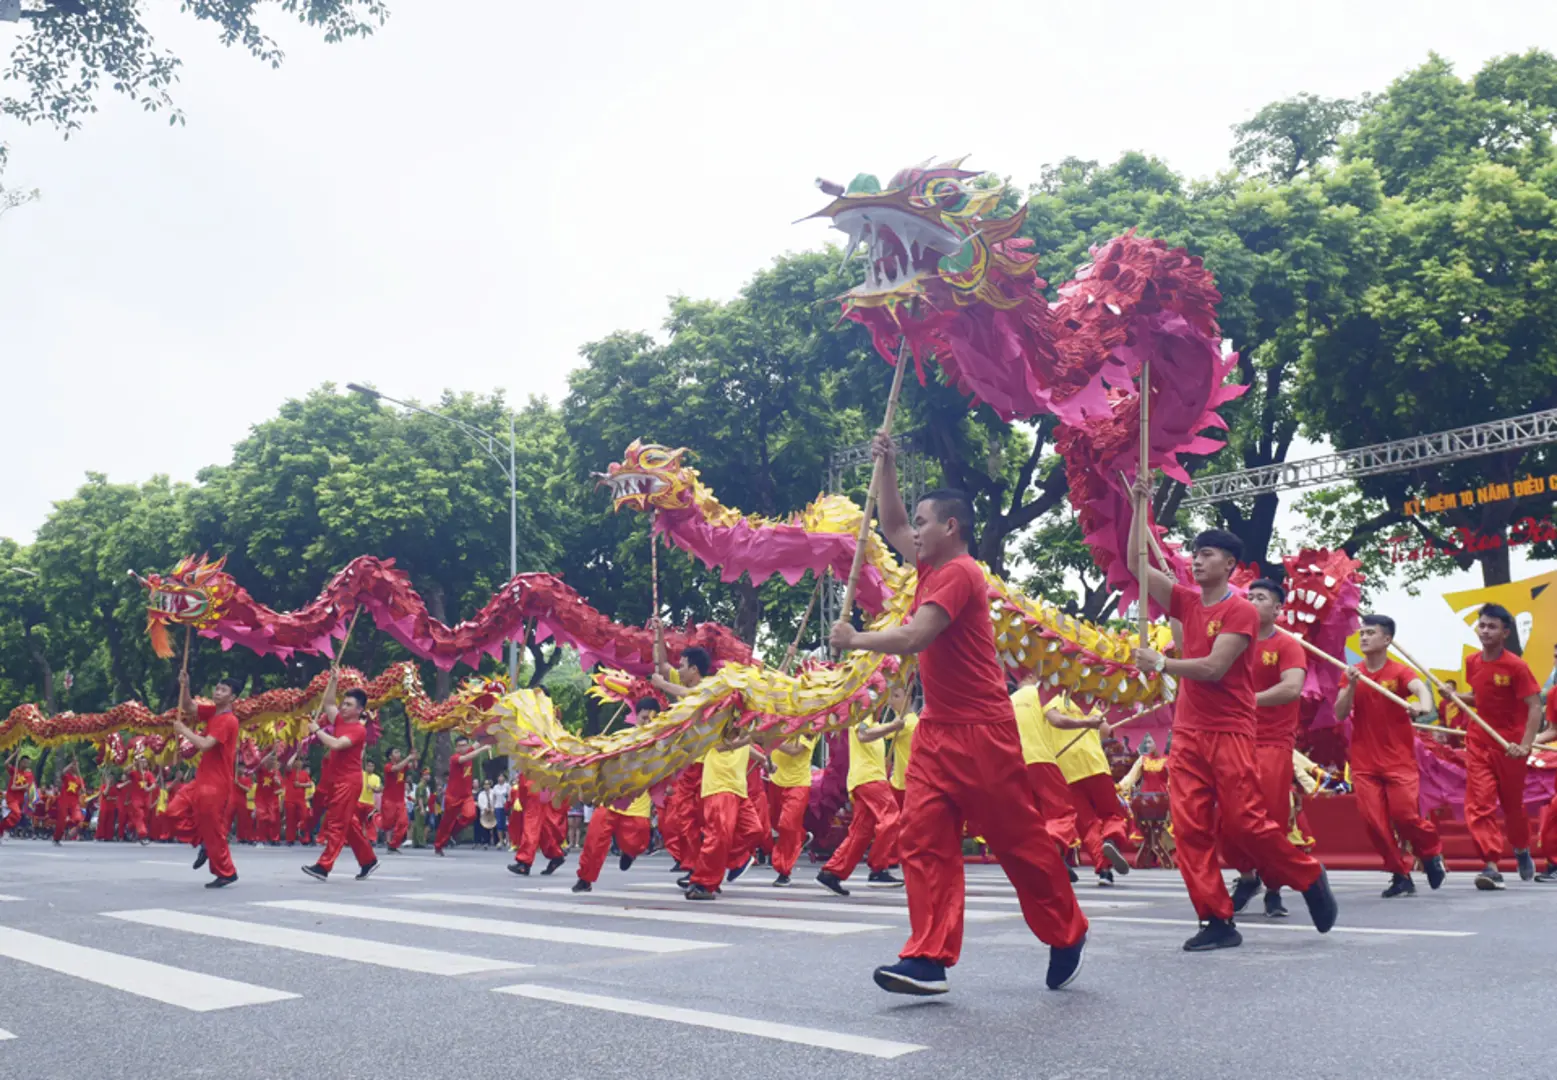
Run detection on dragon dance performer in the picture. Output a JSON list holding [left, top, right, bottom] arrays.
[[652, 638, 712, 874], [434, 736, 489, 855], [381, 747, 415, 852], [1226, 579, 1309, 918], [1459, 603, 1543, 890], [1010, 673, 1080, 863], [1043, 692, 1130, 886], [1, 749, 35, 840], [816, 706, 905, 896], [302, 675, 379, 882], [52, 756, 85, 844], [572, 699, 660, 894], [1333, 614, 1445, 897], [282, 752, 314, 846], [769, 728, 818, 887], [358, 759, 382, 840], [254, 755, 282, 845], [1127, 487, 1337, 951], [122, 753, 155, 844], [168, 672, 242, 887], [505, 775, 524, 851], [93, 769, 118, 841], [680, 732, 766, 901], [888, 689, 919, 811], [830, 433, 1087, 996], [1117, 735, 1173, 870], [512, 777, 570, 875]]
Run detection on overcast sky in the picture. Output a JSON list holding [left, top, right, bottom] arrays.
[[2, 0, 1553, 673]]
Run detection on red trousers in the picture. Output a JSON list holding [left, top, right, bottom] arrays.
[[1353, 770, 1442, 876], [1538, 797, 1557, 864], [899, 720, 1087, 965], [151, 808, 170, 841], [234, 805, 256, 844], [770, 784, 811, 875], [1465, 739, 1531, 860], [1169, 729, 1321, 921], [1026, 762, 1079, 849], [747, 773, 773, 856], [123, 801, 149, 840], [0, 798, 21, 836], [1224, 742, 1294, 875], [662, 766, 704, 867], [255, 802, 281, 844], [95, 804, 118, 841], [1068, 772, 1127, 870], [434, 795, 476, 852], [507, 806, 525, 849], [577, 809, 652, 883], [380, 800, 410, 849], [317, 781, 376, 872], [691, 791, 765, 888], [515, 796, 566, 864], [823, 780, 901, 879], [167, 783, 236, 879], [284, 800, 310, 844], [52, 799, 81, 842]]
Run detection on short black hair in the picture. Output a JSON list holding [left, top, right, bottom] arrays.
[[1192, 529, 1244, 562], [343, 688, 368, 708], [917, 489, 977, 551], [1479, 602, 1514, 631], [635, 697, 661, 715], [1247, 577, 1284, 602], [1360, 613, 1396, 638], [680, 646, 712, 677], [217, 676, 244, 696], [455, 734, 471, 745]]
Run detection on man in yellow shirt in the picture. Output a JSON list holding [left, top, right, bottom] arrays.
[[888, 686, 920, 812], [768, 731, 818, 887], [1046, 695, 1131, 885], [573, 696, 660, 893], [358, 760, 383, 845], [1010, 672, 1079, 861], [683, 734, 767, 901], [818, 704, 907, 895]]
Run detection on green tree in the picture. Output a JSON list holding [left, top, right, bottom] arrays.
[[1231, 93, 1370, 182]]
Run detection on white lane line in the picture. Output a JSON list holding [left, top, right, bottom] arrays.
[[371, 875, 422, 882], [105, 909, 525, 976], [621, 881, 1146, 911], [1088, 916, 1476, 938], [0, 1027, 14, 1040], [254, 900, 724, 954], [528, 886, 1016, 923], [139, 860, 193, 867], [495, 984, 925, 1059], [0, 895, 21, 903], [401, 892, 892, 936], [0, 925, 298, 1011], [10, 852, 65, 859]]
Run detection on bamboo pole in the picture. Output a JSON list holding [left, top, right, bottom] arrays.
[[1273, 627, 1419, 712], [1136, 361, 1151, 648], [780, 576, 823, 674], [1390, 641, 1513, 751], [839, 340, 911, 618]]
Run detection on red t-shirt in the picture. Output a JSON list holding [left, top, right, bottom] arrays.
[[1169, 583, 1260, 737], [129, 769, 154, 807], [1348, 658, 1420, 774], [1466, 650, 1539, 747], [192, 705, 239, 793], [6, 767, 32, 803], [326, 722, 368, 790], [446, 758, 475, 801], [60, 771, 83, 801], [1438, 697, 1465, 731], [911, 554, 1013, 726], [254, 768, 280, 806], [1251, 630, 1307, 747], [382, 764, 407, 804]]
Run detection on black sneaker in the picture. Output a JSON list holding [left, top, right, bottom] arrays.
[[1096, 868, 1115, 887], [193, 846, 208, 871], [1067, 866, 1079, 884], [867, 870, 904, 888], [873, 956, 949, 995], [618, 854, 636, 872], [386, 846, 400, 855], [773, 873, 792, 887], [1474, 867, 1506, 891], [204, 874, 238, 889], [1101, 840, 1130, 876], [727, 856, 754, 883], [434, 847, 445, 857], [508, 860, 531, 876], [1229, 873, 1262, 913], [1302, 868, 1339, 933], [1046, 934, 1087, 990], [571, 879, 591, 894], [668, 861, 686, 872], [1183, 917, 1242, 952], [1381, 873, 1415, 898], [685, 884, 717, 901], [542, 855, 567, 876], [52, 838, 60, 846], [1264, 889, 1288, 918], [354, 859, 379, 881], [676, 873, 693, 889], [1517, 849, 1537, 881], [816, 870, 850, 896], [1424, 854, 1447, 890], [1534, 865, 1557, 883], [302, 863, 329, 881]]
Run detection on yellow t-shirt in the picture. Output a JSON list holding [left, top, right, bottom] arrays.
[[701, 744, 751, 798], [359, 772, 382, 807], [1050, 695, 1110, 783], [620, 792, 652, 818], [770, 735, 818, 789], [890, 713, 920, 790], [1011, 686, 1057, 767], [846, 722, 888, 791]]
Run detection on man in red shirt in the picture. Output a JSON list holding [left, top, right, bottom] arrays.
[[1129, 487, 1337, 951], [830, 433, 1087, 996], [1, 750, 35, 840], [53, 757, 85, 844], [281, 752, 313, 845], [1437, 680, 1466, 741], [1334, 613, 1444, 896], [1460, 602, 1542, 889], [302, 677, 379, 881], [169, 672, 242, 887], [380, 747, 416, 852], [1225, 579, 1309, 918], [120, 754, 155, 844], [434, 736, 489, 855], [94, 769, 118, 841], [254, 758, 282, 845]]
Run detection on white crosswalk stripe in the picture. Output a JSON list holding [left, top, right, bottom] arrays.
[[104, 909, 526, 975], [0, 925, 298, 1010], [541, 886, 1021, 921], [401, 891, 893, 935], [1088, 916, 1476, 938], [254, 899, 726, 954], [0, 1027, 15, 1041], [0, 895, 21, 902], [623, 880, 1148, 910], [495, 983, 926, 1059]]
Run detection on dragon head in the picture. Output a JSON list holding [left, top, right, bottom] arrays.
[[135, 553, 238, 658], [807, 158, 1035, 313], [597, 440, 698, 514]]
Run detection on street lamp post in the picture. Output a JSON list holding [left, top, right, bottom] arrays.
[[346, 384, 520, 683]]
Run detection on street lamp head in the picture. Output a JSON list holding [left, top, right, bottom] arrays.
[[345, 383, 381, 399]]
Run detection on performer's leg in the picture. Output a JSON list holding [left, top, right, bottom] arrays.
[[193, 789, 236, 879], [772, 786, 809, 876], [1026, 763, 1078, 848], [1383, 771, 1441, 862], [576, 808, 614, 883], [690, 793, 737, 890], [1354, 772, 1410, 876], [1464, 742, 1505, 862], [1168, 730, 1233, 922], [856, 781, 902, 873], [822, 788, 880, 881], [1213, 735, 1323, 893]]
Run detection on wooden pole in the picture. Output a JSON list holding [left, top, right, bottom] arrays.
[[839, 340, 912, 618], [1273, 627, 1419, 712], [1056, 707, 1153, 758], [599, 700, 630, 737], [650, 508, 660, 622], [1389, 641, 1513, 751], [1136, 361, 1151, 649], [780, 577, 823, 674], [179, 626, 192, 677]]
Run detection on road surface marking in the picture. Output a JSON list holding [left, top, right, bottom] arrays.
[[1087, 916, 1475, 937], [400, 891, 891, 936]]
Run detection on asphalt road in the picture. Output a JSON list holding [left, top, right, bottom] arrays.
[[1, 838, 1553, 1079]]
